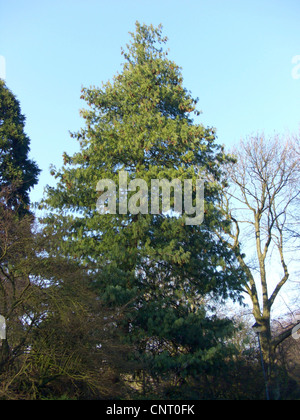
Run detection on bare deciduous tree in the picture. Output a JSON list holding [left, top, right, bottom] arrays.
[[216, 132, 300, 390]]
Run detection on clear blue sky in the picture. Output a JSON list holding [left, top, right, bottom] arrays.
[[1, 0, 300, 203]]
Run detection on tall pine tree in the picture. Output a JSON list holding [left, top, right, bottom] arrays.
[[42, 23, 244, 396], [0, 80, 40, 214]]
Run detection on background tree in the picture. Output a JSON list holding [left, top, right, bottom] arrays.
[[0, 188, 131, 399], [41, 22, 245, 398], [0, 84, 130, 400], [0, 80, 40, 214], [0, 80, 41, 391], [285, 133, 300, 251], [274, 312, 300, 400], [217, 132, 300, 398]]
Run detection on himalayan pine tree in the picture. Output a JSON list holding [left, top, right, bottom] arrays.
[[42, 23, 244, 395]]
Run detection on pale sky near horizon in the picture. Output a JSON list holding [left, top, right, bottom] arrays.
[[1, 0, 300, 203]]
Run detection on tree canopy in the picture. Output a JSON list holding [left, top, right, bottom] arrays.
[[0, 80, 40, 214], [41, 22, 246, 396]]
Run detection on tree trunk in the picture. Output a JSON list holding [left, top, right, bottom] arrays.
[[257, 317, 281, 399], [0, 339, 10, 372]]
